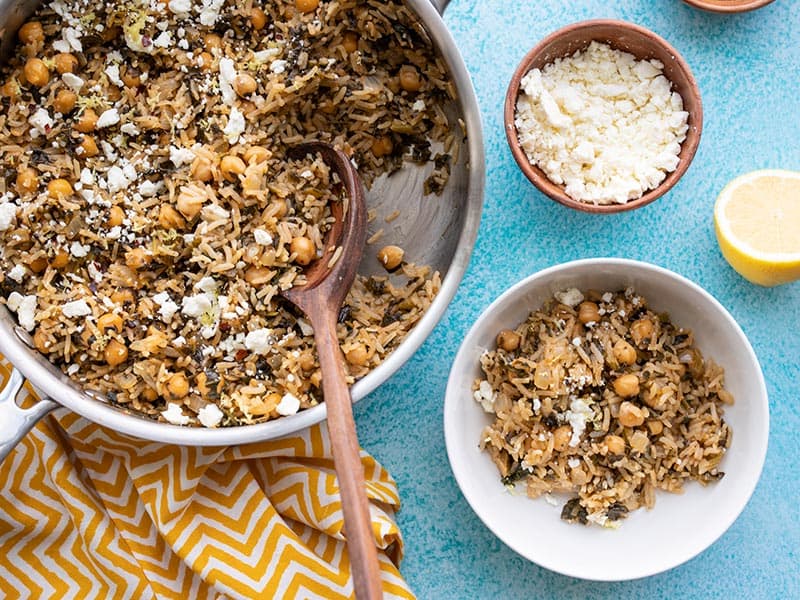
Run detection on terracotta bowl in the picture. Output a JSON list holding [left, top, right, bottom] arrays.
[[681, 0, 775, 13], [504, 20, 703, 214]]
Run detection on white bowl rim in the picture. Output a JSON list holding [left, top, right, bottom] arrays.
[[443, 257, 769, 581]]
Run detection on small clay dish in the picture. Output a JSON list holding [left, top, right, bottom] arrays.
[[504, 20, 703, 214], [681, 0, 775, 13]]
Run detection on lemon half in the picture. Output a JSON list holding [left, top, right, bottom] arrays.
[[714, 169, 800, 287]]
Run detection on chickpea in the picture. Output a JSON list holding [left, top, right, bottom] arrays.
[[141, 387, 159, 402], [290, 236, 316, 265], [220, 155, 246, 182], [110, 288, 135, 306], [120, 67, 141, 88], [197, 51, 214, 71], [53, 53, 78, 75], [244, 146, 270, 164], [631, 318, 654, 345], [604, 434, 626, 455], [23, 58, 49, 88], [613, 373, 640, 398], [30, 257, 48, 273], [618, 401, 645, 428], [74, 108, 98, 133], [371, 135, 393, 158], [204, 34, 223, 53], [50, 251, 70, 269], [47, 178, 73, 199], [18, 21, 44, 45], [176, 188, 205, 219], [78, 136, 99, 158], [166, 372, 189, 400], [244, 266, 273, 285], [249, 7, 268, 30], [496, 329, 521, 352], [33, 328, 50, 353], [15, 167, 39, 195], [97, 312, 124, 333], [612, 339, 637, 366], [376, 245, 404, 271], [271, 198, 288, 218], [398, 65, 422, 92], [342, 31, 359, 53], [296, 0, 319, 13], [233, 73, 257, 97], [298, 352, 315, 371], [191, 157, 215, 182], [346, 345, 369, 366], [106, 86, 122, 103], [125, 247, 151, 269], [107, 205, 125, 227], [576, 301, 599, 324], [196, 372, 211, 397], [552, 425, 572, 452], [0, 79, 20, 100], [646, 420, 664, 436], [158, 204, 186, 230], [104, 339, 129, 367], [54, 89, 77, 114]]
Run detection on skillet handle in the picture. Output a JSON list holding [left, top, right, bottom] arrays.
[[0, 367, 58, 464], [429, 0, 450, 15]]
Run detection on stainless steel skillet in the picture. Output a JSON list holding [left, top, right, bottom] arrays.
[[0, 0, 484, 460]]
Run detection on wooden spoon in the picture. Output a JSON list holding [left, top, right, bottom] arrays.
[[282, 142, 381, 599]]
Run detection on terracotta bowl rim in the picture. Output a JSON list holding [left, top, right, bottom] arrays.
[[681, 0, 775, 14], [503, 19, 703, 214]]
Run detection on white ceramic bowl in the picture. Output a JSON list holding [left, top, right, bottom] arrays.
[[444, 258, 769, 581]]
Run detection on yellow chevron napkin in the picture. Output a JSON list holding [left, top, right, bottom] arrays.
[[0, 359, 414, 599]]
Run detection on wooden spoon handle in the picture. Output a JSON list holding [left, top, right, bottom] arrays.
[[313, 310, 383, 600]]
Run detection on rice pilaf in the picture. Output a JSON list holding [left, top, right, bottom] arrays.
[[0, 0, 455, 426], [475, 288, 733, 527]]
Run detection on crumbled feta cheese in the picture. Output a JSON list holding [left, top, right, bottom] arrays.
[[181, 293, 213, 317], [28, 109, 54, 137], [67, 363, 80, 375], [153, 291, 179, 322], [80, 168, 94, 186], [276, 393, 301, 416], [61, 72, 84, 92], [566, 397, 594, 447], [253, 48, 280, 62], [202, 204, 230, 221], [53, 39, 70, 53], [270, 60, 288, 74], [169, 145, 195, 168], [412, 99, 426, 111], [120, 122, 140, 136], [572, 337, 581, 347], [105, 63, 123, 87], [223, 106, 245, 143], [0, 202, 18, 231], [96, 108, 120, 129], [106, 166, 129, 193], [602, 292, 613, 303], [8, 293, 37, 331], [568, 458, 581, 468], [173, 335, 186, 347], [153, 31, 172, 48], [198, 403, 224, 428], [198, 0, 225, 26], [177, 38, 189, 50], [217, 57, 237, 106], [195, 276, 217, 294], [515, 42, 689, 205], [69, 241, 90, 258], [554, 288, 584, 307], [296, 318, 314, 337], [244, 328, 272, 355], [62, 299, 92, 318], [63, 26, 82, 52], [473, 380, 496, 413], [544, 494, 559, 507], [7, 264, 26, 283], [138, 181, 159, 197], [162, 403, 191, 425], [253, 229, 273, 246]]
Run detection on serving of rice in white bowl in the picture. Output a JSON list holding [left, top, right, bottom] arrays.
[[444, 258, 768, 581]]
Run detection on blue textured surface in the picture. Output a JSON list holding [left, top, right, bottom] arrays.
[[354, 0, 800, 598]]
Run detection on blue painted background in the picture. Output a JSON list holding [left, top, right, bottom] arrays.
[[354, 0, 800, 598]]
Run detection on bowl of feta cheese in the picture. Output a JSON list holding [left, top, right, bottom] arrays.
[[504, 20, 702, 213]]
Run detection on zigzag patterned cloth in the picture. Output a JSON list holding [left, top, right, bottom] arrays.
[[0, 360, 413, 599]]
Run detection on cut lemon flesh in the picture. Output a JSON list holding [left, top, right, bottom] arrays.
[[714, 169, 800, 286]]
